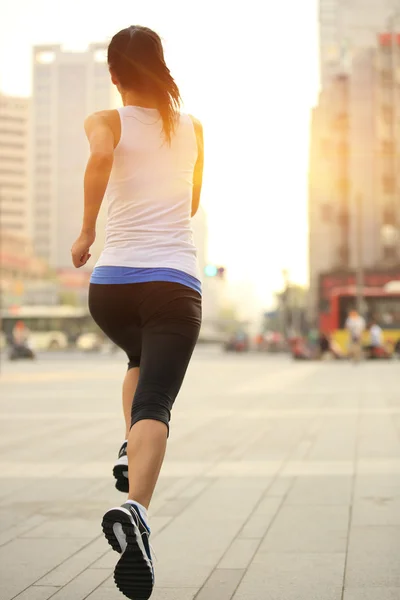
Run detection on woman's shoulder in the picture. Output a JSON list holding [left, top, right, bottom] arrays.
[[186, 113, 202, 128], [84, 110, 121, 147], [182, 114, 203, 140], [84, 110, 121, 136], [85, 109, 120, 124]]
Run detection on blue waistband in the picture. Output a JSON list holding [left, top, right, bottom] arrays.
[[90, 266, 202, 295]]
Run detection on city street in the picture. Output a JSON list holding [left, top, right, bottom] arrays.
[[0, 349, 400, 600]]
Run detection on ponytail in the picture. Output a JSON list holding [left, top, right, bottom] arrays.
[[108, 25, 182, 144]]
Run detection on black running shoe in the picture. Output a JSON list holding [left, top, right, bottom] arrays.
[[113, 441, 129, 493], [102, 502, 154, 600]]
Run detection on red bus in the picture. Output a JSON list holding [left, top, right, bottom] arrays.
[[320, 285, 400, 350]]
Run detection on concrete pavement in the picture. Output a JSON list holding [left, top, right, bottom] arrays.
[[0, 350, 399, 599]]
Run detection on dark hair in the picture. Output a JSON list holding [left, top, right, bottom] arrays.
[[108, 25, 181, 143]]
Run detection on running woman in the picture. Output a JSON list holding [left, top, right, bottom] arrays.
[[71, 25, 203, 600]]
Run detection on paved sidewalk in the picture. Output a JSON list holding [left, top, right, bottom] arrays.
[[0, 352, 399, 599]]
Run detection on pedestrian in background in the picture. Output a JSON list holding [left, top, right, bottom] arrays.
[[345, 309, 365, 362]]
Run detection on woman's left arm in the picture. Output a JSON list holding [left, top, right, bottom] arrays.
[[71, 112, 114, 268]]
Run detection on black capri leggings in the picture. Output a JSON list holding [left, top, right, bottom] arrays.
[[89, 281, 202, 432]]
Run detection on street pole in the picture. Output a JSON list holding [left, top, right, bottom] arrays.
[[282, 269, 289, 337], [355, 193, 364, 315]]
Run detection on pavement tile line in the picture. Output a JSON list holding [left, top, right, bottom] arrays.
[[340, 391, 362, 600], [192, 477, 290, 599]]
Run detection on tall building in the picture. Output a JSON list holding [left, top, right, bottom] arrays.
[[309, 3, 400, 320], [319, 0, 399, 87], [0, 94, 30, 236], [31, 43, 116, 269], [375, 32, 400, 264], [308, 75, 350, 317]]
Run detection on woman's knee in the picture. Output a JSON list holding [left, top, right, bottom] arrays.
[[130, 388, 172, 430]]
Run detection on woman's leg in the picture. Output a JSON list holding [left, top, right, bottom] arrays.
[[127, 420, 167, 508], [127, 286, 202, 508], [122, 367, 140, 439]]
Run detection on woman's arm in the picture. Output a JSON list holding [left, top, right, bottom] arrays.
[[71, 111, 115, 268], [190, 116, 204, 217]]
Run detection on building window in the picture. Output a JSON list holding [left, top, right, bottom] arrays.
[[94, 49, 107, 64], [0, 168, 24, 175], [380, 70, 393, 86], [36, 222, 49, 232], [320, 139, 332, 159], [0, 155, 25, 164], [1, 183, 24, 189], [382, 140, 395, 156], [3, 222, 22, 230], [1, 208, 24, 216], [337, 245, 349, 266], [333, 113, 348, 133], [383, 246, 398, 260], [0, 129, 23, 136], [35, 234, 49, 244], [0, 115, 25, 124], [36, 182, 50, 190], [383, 207, 397, 225], [382, 105, 393, 125], [0, 142, 24, 149], [337, 210, 349, 227], [36, 51, 55, 64], [321, 203, 333, 222], [35, 194, 50, 204], [36, 138, 51, 148], [382, 175, 396, 194], [337, 178, 349, 195], [337, 142, 348, 159]]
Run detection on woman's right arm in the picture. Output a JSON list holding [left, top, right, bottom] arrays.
[[190, 116, 204, 217]]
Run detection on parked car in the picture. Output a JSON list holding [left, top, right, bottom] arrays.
[[224, 332, 249, 353]]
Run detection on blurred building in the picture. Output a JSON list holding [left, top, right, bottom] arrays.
[[319, 0, 398, 87], [0, 229, 51, 307], [31, 43, 115, 270], [375, 32, 400, 264], [308, 75, 350, 316], [0, 94, 30, 236], [309, 4, 400, 320]]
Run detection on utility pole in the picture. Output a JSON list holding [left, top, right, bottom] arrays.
[[355, 193, 364, 315], [281, 269, 290, 337]]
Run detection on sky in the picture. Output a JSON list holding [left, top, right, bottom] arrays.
[[0, 0, 320, 310]]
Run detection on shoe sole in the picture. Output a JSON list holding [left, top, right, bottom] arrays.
[[113, 464, 129, 493], [102, 507, 153, 600]]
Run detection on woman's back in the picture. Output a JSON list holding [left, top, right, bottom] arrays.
[[96, 106, 199, 278]]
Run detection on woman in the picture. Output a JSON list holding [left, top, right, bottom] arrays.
[[71, 25, 203, 600]]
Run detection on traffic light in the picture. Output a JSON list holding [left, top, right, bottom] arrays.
[[204, 265, 226, 279], [204, 264, 218, 277]]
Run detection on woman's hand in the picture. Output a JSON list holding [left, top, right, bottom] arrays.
[[71, 230, 96, 268]]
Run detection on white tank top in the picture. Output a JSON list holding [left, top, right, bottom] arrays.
[[95, 106, 200, 280]]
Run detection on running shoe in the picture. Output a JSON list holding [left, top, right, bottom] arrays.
[[102, 502, 154, 600], [113, 441, 129, 493]]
